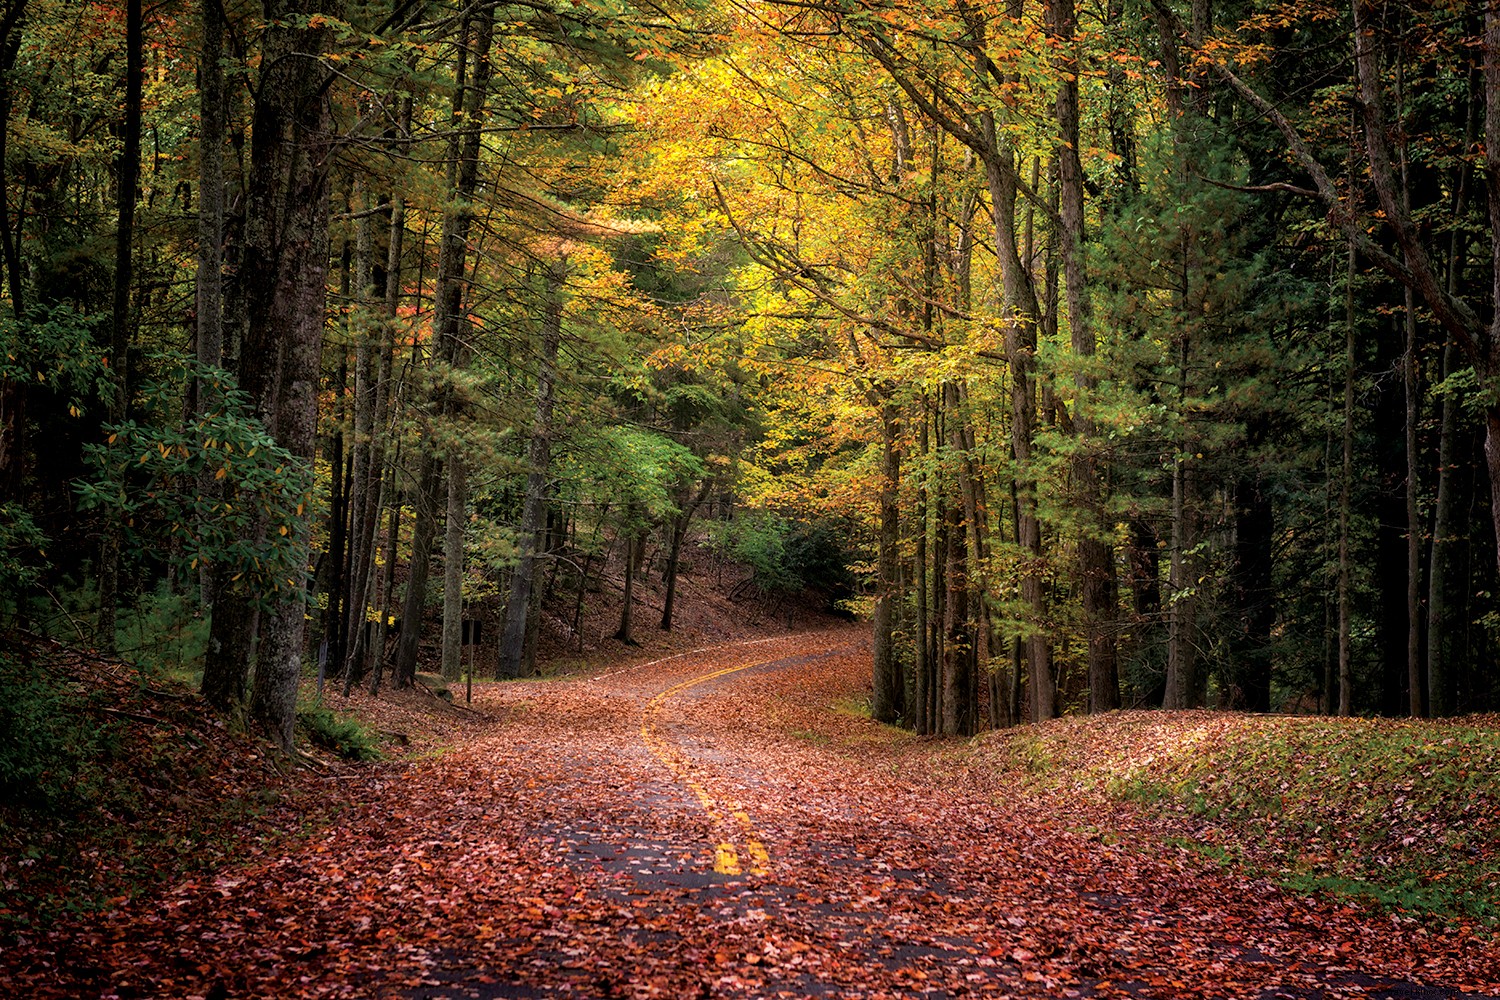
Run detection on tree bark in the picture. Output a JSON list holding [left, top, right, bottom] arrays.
[[1338, 242, 1357, 717], [660, 479, 711, 632], [192, 0, 226, 611], [940, 382, 971, 736], [96, 0, 141, 651], [240, 0, 339, 749], [615, 528, 640, 646], [913, 399, 931, 734], [441, 450, 467, 680], [391, 12, 493, 685], [1050, 0, 1119, 714], [871, 400, 904, 723], [500, 263, 565, 676], [1164, 340, 1197, 710]]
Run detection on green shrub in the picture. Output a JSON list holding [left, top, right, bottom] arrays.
[[0, 652, 117, 809], [296, 705, 383, 762], [114, 586, 210, 684]]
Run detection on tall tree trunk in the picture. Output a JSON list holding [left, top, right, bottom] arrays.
[[96, 0, 141, 651], [1163, 329, 1198, 709], [940, 382, 971, 736], [1338, 242, 1357, 717], [615, 527, 640, 646], [871, 400, 904, 723], [1051, 0, 1119, 714], [1403, 286, 1423, 717], [1483, 1, 1500, 582], [660, 480, 710, 632], [500, 263, 564, 676], [956, 385, 996, 727], [393, 450, 441, 687], [1427, 94, 1474, 715], [193, 0, 226, 613], [240, 0, 339, 749], [441, 451, 467, 680], [344, 179, 406, 688], [913, 399, 931, 734], [1426, 340, 1458, 717], [390, 11, 493, 686], [978, 111, 1051, 722], [368, 440, 404, 695], [340, 191, 379, 685], [1230, 466, 1274, 711]]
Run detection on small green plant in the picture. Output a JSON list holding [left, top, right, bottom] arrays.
[[0, 653, 118, 810], [114, 586, 209, 684], [296, 705, 383, 762]]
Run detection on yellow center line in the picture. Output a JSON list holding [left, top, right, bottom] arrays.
[[640, 656, 778, 876]]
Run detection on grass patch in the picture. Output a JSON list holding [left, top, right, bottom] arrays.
[[297, 704, 384, 762], [996, 711, 1500, 929], [831, 694, 871, 718]]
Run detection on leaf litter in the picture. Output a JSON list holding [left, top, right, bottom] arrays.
[[4, 626, 1498, 999]]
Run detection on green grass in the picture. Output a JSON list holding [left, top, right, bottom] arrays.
[[1002, 712, 1500, 928], [296, 704, 384, 762]]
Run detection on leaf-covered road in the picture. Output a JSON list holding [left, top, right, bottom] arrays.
[[10, 628, 1500, 999]]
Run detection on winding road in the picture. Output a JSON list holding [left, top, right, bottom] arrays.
[[13, 627, 1499, 999]]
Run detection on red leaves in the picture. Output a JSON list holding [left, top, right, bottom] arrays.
[[5, 629, 1499, 998]]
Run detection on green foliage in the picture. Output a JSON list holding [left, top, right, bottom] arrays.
[[554, 425, 706, 539], [0, 305, 109, 410], [296, 704, 384, 762], [707, 512, 855, 603], [0, 650, 118, 810], [113, 586, 209, 684], [0, 504, 49, 616], [77, 355, 317, 604]]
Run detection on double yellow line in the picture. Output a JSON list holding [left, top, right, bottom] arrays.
[[640, 659, 774, 876]]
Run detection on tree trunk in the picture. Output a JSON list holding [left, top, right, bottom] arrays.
[[1164, 334, 1197, 710], [441, 451, 466, 680], [193, 0, 225, 610], [391, 11, 494, 686], [1427, 105, 1473, 715], [500, 263, 565, 676], [1230, 469, 1274, 711], [615, 528, 639, 646], [240, 0, 339, 749], [1403, 285, 1424, 717], [977, 107, 1051, 722], [1483, 2, 1500, 583], [1049, 0, 1118, 715], [940, 382, 971, 736], [913, 399, 931, 734], [96, 0, 141, 651], [393, 450, 441, 687], [871, 400, 904, 723], [1337, 242, 1357, 717], [344, 180, 406, 689], [340, 192, 378, 685], [660, 480, 710, 632]]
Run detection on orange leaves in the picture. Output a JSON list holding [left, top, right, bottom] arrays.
[[7, 634, 1500, 999]]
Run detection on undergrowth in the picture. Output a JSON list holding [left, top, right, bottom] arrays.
[[1002, 711, 1500, 929], [297, 704, 384, 762], [0, 635, 338, 938]]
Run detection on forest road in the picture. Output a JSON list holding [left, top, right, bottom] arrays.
[[398, 627, 1500, 1000], [18, 628, 1496, 999]]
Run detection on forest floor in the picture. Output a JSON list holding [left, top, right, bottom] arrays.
[[6, 626, 1500, 999]]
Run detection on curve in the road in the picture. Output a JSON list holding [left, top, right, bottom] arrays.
[[639, 657, 778, 877]]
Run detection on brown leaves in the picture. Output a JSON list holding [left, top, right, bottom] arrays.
[[5, 628, 1500, 999]]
